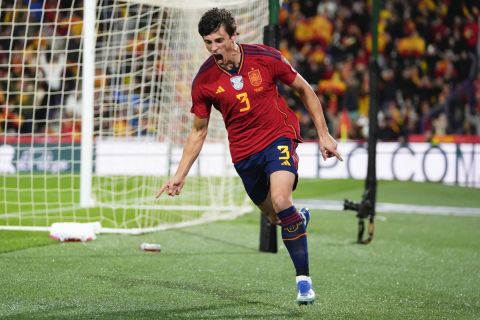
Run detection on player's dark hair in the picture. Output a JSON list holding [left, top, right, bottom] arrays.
[[198, 8, 237, 37]]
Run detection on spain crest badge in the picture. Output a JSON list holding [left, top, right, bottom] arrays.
[[248, 69, 262, 86]]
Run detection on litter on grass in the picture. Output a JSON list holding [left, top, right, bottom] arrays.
[[49, 222, 101, 242]]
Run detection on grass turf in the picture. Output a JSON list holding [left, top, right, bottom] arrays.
[[0, 179, 479, 319]]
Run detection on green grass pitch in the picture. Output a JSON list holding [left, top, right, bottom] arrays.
[[0, 179, 479, 319]]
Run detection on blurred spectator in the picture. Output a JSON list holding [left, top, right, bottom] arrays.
[[39, 50, 66, 110], [432, 112, 449, 136]]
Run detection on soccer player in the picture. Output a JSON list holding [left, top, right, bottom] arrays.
[[156, 8, 342, 305]]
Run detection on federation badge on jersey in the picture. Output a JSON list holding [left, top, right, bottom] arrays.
[[248, 69, 262, 86], [230, 75, 244, 90]]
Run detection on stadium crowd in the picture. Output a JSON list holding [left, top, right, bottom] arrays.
[[0, 0, 84, 138], [0, 0, 479, 142], [279, 0, 479, 141]]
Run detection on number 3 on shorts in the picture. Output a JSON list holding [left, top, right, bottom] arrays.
[[277, 145, 291, 166]]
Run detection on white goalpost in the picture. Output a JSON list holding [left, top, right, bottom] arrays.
[[0, 0, 269, 233]]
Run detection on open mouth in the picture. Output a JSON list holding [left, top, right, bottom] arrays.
[[213, 53, 223, 62]]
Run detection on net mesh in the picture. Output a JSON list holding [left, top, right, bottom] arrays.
[[0, 0, 268, 232]]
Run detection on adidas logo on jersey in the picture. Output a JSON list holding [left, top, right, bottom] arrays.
[[216, 86, 225, 94], [281, 160, 291, 166]]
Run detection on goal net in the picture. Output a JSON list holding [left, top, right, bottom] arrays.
[[0, 0, 268, 233]]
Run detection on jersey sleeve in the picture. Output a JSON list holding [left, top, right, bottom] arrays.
[[190, 79, 212, 119], [270, 49, 298, 85]]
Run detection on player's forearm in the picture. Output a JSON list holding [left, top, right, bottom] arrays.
[[175, 129, 207, 179], [290, 75, 330, 138], [298, 87, 330, 138]]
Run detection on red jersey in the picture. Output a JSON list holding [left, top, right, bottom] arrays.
[[191, 44, 302, 163]]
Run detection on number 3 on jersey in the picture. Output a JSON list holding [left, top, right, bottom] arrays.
[[236, 92, 251, 112]]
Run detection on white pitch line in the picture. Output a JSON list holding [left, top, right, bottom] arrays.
[[295, 199, 480, 217]]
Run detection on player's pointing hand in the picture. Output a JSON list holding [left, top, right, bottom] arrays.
[[319, 133, 343, 161], [155, 177, 185, 198]]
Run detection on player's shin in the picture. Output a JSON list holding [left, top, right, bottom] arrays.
[[277, 206, 309, 276]]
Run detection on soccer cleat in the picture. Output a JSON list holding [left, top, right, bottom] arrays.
[[296, 275, 315, 305], [299, 207, 310, 228]]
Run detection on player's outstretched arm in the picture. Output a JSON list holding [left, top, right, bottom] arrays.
[[289, 74, 343, 162], [155, 116, 209, 198]]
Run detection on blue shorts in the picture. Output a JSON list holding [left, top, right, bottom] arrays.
[[234, 137, 299, 205]]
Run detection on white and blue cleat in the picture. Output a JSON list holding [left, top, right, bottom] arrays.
[[299, 207, 310, 228], [296, 275, 316, 305]]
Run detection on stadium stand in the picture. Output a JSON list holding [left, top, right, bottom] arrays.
[[279, 0, 479, 142]]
